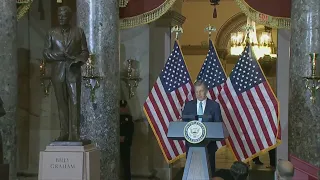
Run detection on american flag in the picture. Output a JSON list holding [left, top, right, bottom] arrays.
[[143, 41, 194, 163], [217, 45, 280, 161], [196, 39, 228, 148]]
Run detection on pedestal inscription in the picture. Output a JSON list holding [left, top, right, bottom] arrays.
[[38, 145, 100, 180], [39, 152, 83, 179]]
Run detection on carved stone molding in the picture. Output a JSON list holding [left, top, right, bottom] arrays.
[[184, 0, 233, 1], [181, 13, 247, 57], [181, 45, 208, 55], [155, 10, 186, 27], [216, 49, 228, 59], [225, 55, 240, 64], [215, 12, 247, 50], [181, 45, 228, 60], [119, 0, 129, 7]]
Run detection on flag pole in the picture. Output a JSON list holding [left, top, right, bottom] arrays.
[[244, 24, 253, 46], [171, 25, 183, 40], [205, 24, 224, 69], [244, 24, 254, 57]]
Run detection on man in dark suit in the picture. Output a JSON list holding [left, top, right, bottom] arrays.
[[120, 100, 134, 180], [182, 80, 223, 176], [43, 6, 89, 141]]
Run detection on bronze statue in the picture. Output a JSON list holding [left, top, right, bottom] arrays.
[[43, 6, 89, 142]]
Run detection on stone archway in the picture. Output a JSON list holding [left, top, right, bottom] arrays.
[[215, 12, 247, 58]]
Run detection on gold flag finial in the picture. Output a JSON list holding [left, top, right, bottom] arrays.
[[204, 24, 217, 38], [243, 24, 253, 45], [204, 24, 216, 38], [171, 25, 183, 40]]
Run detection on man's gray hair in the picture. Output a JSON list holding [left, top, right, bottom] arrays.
[[58, 6, 72, 14], [230, 161, 249, 180], [194, 80, 208, 91]]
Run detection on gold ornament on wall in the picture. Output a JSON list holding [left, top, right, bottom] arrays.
[[82, 54, 103, 102], [39, 59, 52, 96], [119, 0, 129, 7], [303, 53, 320, 103], [17, 0, 33, 21], [121, 59, 141, 99]]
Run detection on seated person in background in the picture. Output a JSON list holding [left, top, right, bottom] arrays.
[[213, 161, 249, 180], [120, 100, 134, 180], [276, 159, 294, 180], [230, 161, 249, 180]]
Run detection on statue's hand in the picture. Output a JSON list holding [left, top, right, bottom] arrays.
[[69, 61, 83, 74], [70, 60, 82, 67], [46, 51, 65, 61], [64, 52, 76, 60], [55, 51, 65, 58]]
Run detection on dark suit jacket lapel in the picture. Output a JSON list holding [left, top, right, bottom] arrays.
[[64, 28, 73, 49], [53, 30, 65, 49], [203, 100, 213, 122], [192, 100, 197, 115], [204, 100, 210, 115]]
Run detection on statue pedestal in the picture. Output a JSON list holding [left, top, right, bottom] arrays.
[[38, 144, 100, 180], [0, 164, 9, 180]]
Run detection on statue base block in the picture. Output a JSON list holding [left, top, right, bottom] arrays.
[[49, 140, 92, 146], [0, 164, 9, 180], [38, 143, 100, 180]]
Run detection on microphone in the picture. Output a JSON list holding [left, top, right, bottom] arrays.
[[181, 115, 212, 120]]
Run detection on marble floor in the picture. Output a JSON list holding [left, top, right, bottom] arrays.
[[18, 147, 274, 180]]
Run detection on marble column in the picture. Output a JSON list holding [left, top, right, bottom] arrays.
[[120, 25, 155, 178], [77, 1, 120, 179], [289, 0, 320, 178], [276, 29, 290, 161], [0, 1, 17, 180]]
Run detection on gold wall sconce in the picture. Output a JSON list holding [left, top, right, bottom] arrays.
[[39, 59, 52, 96], [121, 59, 142, 98], [82, 54, 103, 102], [303, 53, 320, 103]]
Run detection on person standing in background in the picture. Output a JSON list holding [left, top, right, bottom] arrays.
[[120, 100, 134, 180]]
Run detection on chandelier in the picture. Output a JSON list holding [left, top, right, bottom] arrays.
[[230, 18, 277, 59]]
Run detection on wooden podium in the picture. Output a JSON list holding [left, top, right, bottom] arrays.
[[167, 120, 228, 180]]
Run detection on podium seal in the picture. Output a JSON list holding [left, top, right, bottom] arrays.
[[183, 120, 207, 144]]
